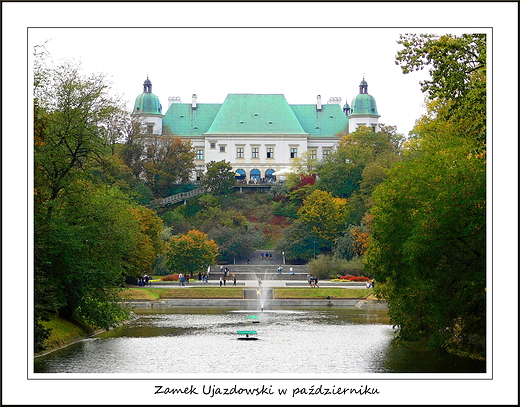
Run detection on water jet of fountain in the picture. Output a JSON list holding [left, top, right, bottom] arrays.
[[254, 269, 275, 312]]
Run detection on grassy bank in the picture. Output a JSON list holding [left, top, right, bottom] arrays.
[[121, 286, 374, 300], [37, 316, 93, 356]]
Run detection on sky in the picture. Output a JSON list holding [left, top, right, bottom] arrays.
[[29, 26, 436, 136], [2, 2, 519, 406]]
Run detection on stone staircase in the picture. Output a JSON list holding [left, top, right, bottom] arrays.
[[206, 250, 309, 282], [207, 264, 309, 282]]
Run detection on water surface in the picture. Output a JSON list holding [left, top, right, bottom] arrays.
[[34, 307, 486, 375]]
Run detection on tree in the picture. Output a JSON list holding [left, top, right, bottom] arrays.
[[333, 223, 371, 260], [124, 206, 165, 277], [290, 150, 319, 175], [297, 189, 349, 248], [200, 160, 236, 195], [366, 140, 486, 352], [275, 221, 317, 262], [396, 33, 486, 146], [316, 125, 403, 202], [119, 120, 146, 179], [35, 181, 160, 331], [166, 230, 219, 276], [209, 225, 263, 264], [365, 33, 486, 356], [34, 59, 125, 203], [33, 57, 164, 352], [140, 136, 196, 197]]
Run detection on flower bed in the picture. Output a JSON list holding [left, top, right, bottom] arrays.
[[161, 274, 179, 281], [337, 275, 370, 282]]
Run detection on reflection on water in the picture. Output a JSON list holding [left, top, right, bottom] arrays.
[[34, 307, 485, 374]]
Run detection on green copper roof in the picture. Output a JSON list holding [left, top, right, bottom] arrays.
[[133, 92, 163, 116], [161, 94, 349, 137], [291, 103, 348, 137], [206, 94, 307, 135], [162, 103, 221, 136], [350, 93, 379, 116]]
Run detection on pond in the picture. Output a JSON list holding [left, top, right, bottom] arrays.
[[34, 306, 486, 375]]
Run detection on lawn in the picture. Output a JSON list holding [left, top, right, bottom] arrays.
[[274, 288, 370, 299], [121, 287, 245, 299]]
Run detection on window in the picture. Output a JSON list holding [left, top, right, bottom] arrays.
[[323, 149, 331, 159], [251, 147, 259, 158], [196, 150, 204, 160], [250, 169, 261, 180], [309, 149, 317, 160], [290, 148, 297, 159], [266, 147, 274, 158], [220, 145, 226, 153], [210, 142, 216, 149], [146, 124, 154, 134], [236, 147, 244, 158]]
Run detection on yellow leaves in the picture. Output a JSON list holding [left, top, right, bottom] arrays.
[[298, 189, 349, 242], [166, 229, 219, 274], [350, 226, 370, 256]]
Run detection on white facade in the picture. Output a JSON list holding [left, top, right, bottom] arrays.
[[132, 79, 380, 184]]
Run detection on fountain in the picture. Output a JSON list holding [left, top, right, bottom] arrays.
[[254, 269, 276, 312]]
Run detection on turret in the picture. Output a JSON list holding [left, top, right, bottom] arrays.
[[132, 76, 163, 135], [348, 77, 380, 133]]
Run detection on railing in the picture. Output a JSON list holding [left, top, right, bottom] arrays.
[[154, 187, 206, 207], [152, 179, 285, 208]]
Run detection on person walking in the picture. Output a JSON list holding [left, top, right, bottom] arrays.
[[233, 276, 237, 286], [290, 266, 294, 275]]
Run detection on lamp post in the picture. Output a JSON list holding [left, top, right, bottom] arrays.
[[282, 251, 285, 265], [313, 240, 316, 259]]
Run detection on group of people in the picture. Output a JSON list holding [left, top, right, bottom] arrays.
[[197, 272, 210, 283], [137, 274, 151, 286], [219, 266, 237, 286], [260, 252, 273, 261], [178, 273, 190, 286], [307, 274, 319, 288], [219, 275, 237, 286]]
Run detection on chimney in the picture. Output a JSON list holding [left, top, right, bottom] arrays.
[[168, 96, 181, 108], [192, 94, 197, 109], [316, 95, 322, 111]]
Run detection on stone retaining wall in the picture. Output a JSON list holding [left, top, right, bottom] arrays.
[[124, 299, 387, 309]]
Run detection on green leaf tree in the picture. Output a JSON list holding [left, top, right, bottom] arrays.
[[140, 136, 196, 198], [200, 160, 236, 195], [365, 33, 486, 356], [33, 56, 164, 352]]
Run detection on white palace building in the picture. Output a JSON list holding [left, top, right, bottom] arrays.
[[132, 77, 380, 183]]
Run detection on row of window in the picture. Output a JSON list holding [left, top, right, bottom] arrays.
[[196, 147, 331, 161], [235, 168, 276, 180]]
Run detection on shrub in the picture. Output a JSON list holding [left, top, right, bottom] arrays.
[[343, 255, 366, 276], [308, 254, 349, 279]]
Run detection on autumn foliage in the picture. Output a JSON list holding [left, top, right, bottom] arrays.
[[166, 230, 218, 275]]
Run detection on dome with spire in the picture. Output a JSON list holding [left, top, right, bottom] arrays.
[[133, 77, 163, 116], [349, 78, 379, 117]]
